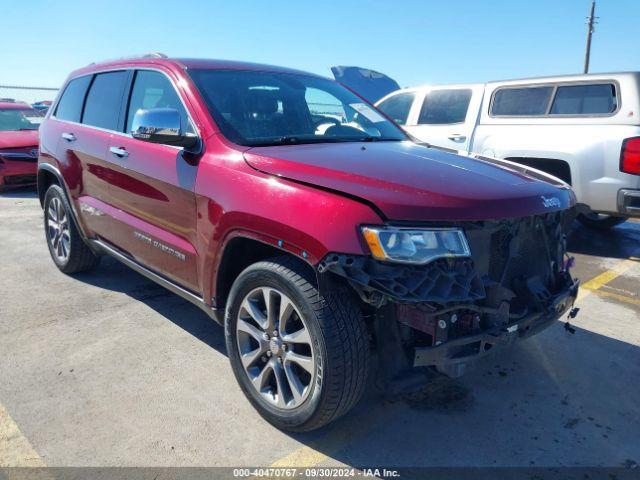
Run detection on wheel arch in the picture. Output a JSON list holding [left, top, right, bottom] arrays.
[[212, 232, 316, 312], [37, 163, 64, 207], [503, 156, 573, 185], [37, 163, 93, 243]]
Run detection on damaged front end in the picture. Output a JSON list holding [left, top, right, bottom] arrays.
[[318, 210, 579, 378]]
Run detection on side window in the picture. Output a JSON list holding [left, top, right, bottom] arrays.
[[418, 89, 472, 125], [126, 70, 193, 134], [54, 76, 92, 123], [82, 71, 128, 130], [491, 86, 553, 116], [377, 92, 415, 125], [550, 83, 617, 115]]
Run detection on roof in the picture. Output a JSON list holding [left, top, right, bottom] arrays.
[[0, 102, 32, 110], [485, 71, 640, 86], [381, 71, 640, 99], [69, 55, 324, 80]]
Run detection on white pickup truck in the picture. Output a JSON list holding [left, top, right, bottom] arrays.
[[371, 72, 640, 229]]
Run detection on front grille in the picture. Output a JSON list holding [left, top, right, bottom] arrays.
[[4, 174, 37, 185], [0, 146, 39, 163], [465, 210, 574, 315]]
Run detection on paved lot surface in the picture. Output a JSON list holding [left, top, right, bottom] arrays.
[[1, 189, 639, 468]]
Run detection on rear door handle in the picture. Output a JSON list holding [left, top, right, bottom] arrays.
[[448, 134, 466, 142], [61, 132, 76, 142], [109, 146, 129, 158]]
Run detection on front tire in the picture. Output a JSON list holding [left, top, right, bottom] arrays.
[[43, 184, 100, 274], [225, 256, 369, 432], [577, 212, 628, 230]]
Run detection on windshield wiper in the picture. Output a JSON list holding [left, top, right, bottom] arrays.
[[361, 136, 402, 142], [249, 135, 404, 147], [251, 136, 355, 147]]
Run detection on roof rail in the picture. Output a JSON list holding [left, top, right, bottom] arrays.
[[87, 52, 169, 66], [142, 52, 168, 58]]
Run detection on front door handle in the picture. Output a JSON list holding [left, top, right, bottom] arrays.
[[448, 134, 466, 143], [109, 146, 129, 158], [61, 132, 76, 142]]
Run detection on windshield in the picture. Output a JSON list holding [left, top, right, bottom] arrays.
[[188, 69, 406, 147], [0, 108, 44, 132]]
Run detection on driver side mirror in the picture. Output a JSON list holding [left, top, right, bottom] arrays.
[[131, 108, 200, 152]]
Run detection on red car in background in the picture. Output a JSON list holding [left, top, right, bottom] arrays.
[[0, 102, 43, 190]]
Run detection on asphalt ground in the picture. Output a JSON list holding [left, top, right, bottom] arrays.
[[1, 189, 638, 469]]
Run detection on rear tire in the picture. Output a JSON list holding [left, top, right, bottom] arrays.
[[577, 212, 628, 230], [43, 184, 101, 274], [225, 256, 369, 432]]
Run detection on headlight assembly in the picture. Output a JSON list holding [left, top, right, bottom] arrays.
[[361, 226, 471, 264]]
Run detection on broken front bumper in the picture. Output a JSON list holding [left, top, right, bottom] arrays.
[[413, 279, 579, 377]]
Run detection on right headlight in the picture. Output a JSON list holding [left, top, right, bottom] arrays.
[[361, 226, 471, 265]]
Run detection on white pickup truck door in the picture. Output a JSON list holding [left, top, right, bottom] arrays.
[[404, 85, 484, 152]]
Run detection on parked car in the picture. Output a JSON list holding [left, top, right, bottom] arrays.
[[38, 56, 579, 431], [0, 102, 43, 190], [32, 100, 53, 113], [374, 73, 640, 229]]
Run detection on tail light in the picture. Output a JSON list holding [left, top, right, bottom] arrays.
[[620, 137, 640, 175]]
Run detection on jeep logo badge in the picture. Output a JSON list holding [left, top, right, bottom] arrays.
[[541, 196, 562, 208]]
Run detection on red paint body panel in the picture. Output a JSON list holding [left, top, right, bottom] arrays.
[[0, 130, 38, 188], [244, 142, 574, 221], [103, 133, 200, 291], [38, 57, 576, 308]]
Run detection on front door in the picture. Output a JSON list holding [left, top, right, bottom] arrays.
[[101, 69, 200, 292]]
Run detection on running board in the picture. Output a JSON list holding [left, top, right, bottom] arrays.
[[89, 239, 223, 324]]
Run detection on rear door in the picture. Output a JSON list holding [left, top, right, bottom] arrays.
[[404, 85, 483, 151], [102, 69, 200, 292], [52, 72, 128, 239]]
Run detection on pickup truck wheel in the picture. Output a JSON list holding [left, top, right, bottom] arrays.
[[577, 212, 628, 230], [43, 185, 100, 274], [225, 256, 369, 432]]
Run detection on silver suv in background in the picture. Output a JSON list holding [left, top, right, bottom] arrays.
[[374, 72, 640, 229]]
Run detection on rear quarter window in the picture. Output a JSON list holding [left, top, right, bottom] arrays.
[[54, 75, 92, 123], [377, 92, 415, 125], [491, 86, 553, 116], [550, 83, 617, 115]]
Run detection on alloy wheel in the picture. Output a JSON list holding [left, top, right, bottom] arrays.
[[47, 197, 70, 262], [236, 287, 316, 410]]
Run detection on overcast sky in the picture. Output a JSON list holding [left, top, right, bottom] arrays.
[[2, 0, 638, 104]]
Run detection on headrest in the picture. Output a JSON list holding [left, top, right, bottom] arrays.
[[246, 89, 279, 116]]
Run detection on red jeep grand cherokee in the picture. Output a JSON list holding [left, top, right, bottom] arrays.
[[0, 102, 42, 190], [37, 55, 579, 431]]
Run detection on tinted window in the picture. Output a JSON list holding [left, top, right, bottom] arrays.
[[54, 75, 91, 122], [550, 83, 617, 115], [418, 89, 472, 124], [126, 70, 192, 134], [82, 71, 127, 130], [491, 86, 553, 116], [377, 92, 415, 125]]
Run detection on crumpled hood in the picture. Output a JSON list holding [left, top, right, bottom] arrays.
[[243, 141, 575, 222], [0, 130, 39, 149]]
